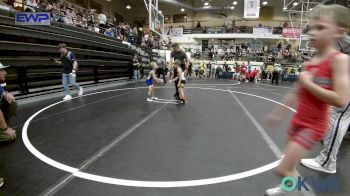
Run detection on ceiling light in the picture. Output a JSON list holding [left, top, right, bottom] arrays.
[[293, 2, 298, 6], [126, 5, 131, 9], [230, 6, 235, 10], [258, 6, 261, 9], [233, 1, 238, 5], [262, 1, 268, 5], [283, 7, 287, 10], [159, 10, 162, 14], [309, 8, 313, 11], [204, 2, 209, 6], [181, 8, 185, 12]]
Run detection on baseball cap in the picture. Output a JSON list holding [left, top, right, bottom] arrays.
[[0, 62, 9, 69]]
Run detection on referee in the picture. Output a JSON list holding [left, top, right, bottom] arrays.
[[170, 43, 188, 99]]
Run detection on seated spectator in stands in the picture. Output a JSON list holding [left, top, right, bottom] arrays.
[[240, 62, 246, 70], [65, 7, 75, 26], [36, 0, 44, 11], [104, 28, 114, 37], [249, 68, 258, 83], [233, 63, 240, 80], [98, 12, 107, 34], [80, 14, 88, 28], [44, 1, 53, 12], [0, 62, 17, 145], [132, 26, 138, 36], [125, 22, 131, 41], [223, 62, 229, 72], [282, 49, 291, 59], [0, 0, 12, 11], [11, 0, 23, 10], [240, 68, 249, 82], [25, 0, 38, 12], [87, 10, 95, 31], [196, 22, 201, 28]]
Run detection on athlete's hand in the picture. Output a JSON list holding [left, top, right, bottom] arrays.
[[4, 93, 15, 104], [4, 127, 16, 140], [70, 70, 77, 78], [265, 113, 282, 128]]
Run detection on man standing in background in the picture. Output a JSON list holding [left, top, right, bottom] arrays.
[[54, 43, 83, 100], [170, 43, 188, 99], [132, 54, 141, 83], [156, 58, 166, 84]]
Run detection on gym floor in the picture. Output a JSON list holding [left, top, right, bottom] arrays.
[[1, 79, 349, 196]]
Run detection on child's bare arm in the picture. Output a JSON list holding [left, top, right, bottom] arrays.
[[151, 71, 163, 82], [300, 54, 349, 108]]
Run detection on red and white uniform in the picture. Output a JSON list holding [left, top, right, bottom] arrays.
[[289, 52, 341, 149]]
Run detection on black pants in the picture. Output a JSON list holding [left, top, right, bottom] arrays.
[[157, 68, 166, 83], [99, 24, 105, 34], [271, 75, 279, 85]]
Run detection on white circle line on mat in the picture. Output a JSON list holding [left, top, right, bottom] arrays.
[[22, 86, 294, 188]]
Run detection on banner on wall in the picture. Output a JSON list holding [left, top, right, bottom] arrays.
[[282, 28, 302, 38], [244, 0, 260, 18], [253, 27, 273, 36], [172, 28, 183, 37]]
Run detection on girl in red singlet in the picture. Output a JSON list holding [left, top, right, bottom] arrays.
[[265, 5, 350, 195]]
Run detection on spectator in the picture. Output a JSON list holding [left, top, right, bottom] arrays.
[[87, 9, 95, 31], [132, 54, 141, 83], [98, 12, 107, 33], [196, 21, 201, 28], [25, 0, 37, 12], [156, 58, 166, 83], [54, 43, 83, 100], [223, 62, 229, 72], [132, 26, 138, 36], [104, 28, 114, 37], [271, 66, 281, 85], [125, 22, 131, 41], [0, 62, 17, 145]]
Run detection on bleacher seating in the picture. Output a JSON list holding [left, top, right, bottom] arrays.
[[0, 9, 154, 96]]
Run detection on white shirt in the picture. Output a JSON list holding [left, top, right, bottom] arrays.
[[98, 14, 107, 25]]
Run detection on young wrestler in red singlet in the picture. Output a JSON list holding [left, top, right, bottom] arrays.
[[265, 5, 350, 195]]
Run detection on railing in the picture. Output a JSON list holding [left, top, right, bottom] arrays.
[[178, 26, 284, 34]]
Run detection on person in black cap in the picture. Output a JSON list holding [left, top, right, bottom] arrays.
[[0, 62, 17, 145]]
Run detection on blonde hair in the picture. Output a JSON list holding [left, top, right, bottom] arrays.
[[150, 62, 157, 68], [309, 4, 350, 29], [173, 60, 181, 66]]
